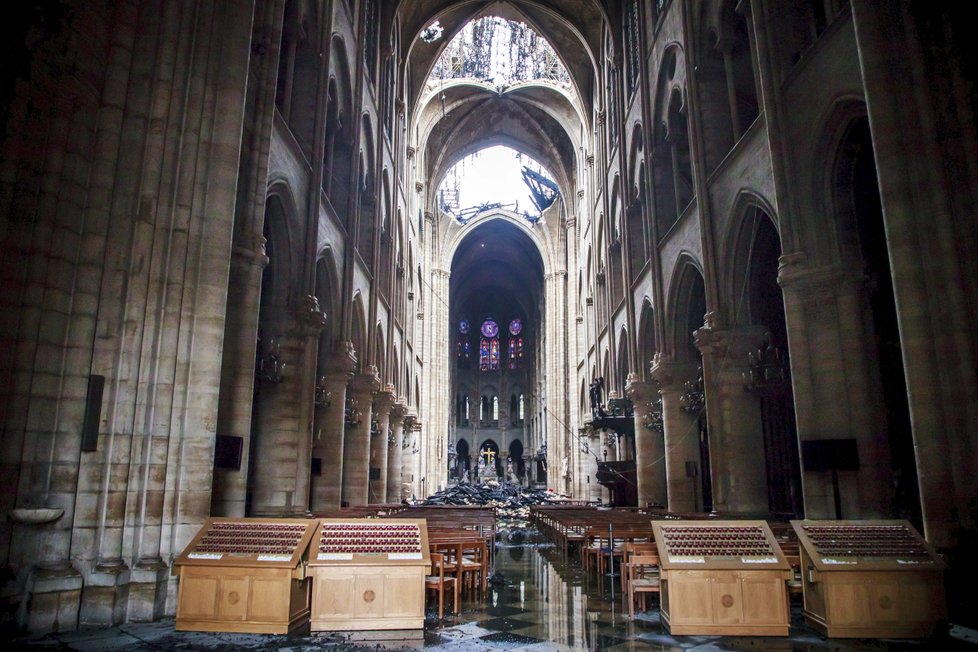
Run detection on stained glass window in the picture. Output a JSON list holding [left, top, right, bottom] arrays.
[[508, 336, 523, 369], [509, 319, 522, 336], [459, 319, 470, 334], [481, 319, 498, 338], [479, 318, 500, 371]]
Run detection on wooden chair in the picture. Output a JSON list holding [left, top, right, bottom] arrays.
[[425, 553, 459, 620], [621, 541, 657, 591], [581, 526, 613, 576], [459, 538, 487, 594], [625, 554, 661, 620]]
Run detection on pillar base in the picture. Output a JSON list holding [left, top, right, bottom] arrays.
[[127, 559, 169, 622], [79, 561, 130, 628], [26, 564, 82, 633]]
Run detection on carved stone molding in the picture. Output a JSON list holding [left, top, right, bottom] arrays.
[[649, 353, 700, 392], [694, 325, 767, 360], [232, 232, 270, 268], [625, 375, 658, 404], [290, 294, 327, 338], [325, 340, 357, 376], [373, 388, 396, 416]]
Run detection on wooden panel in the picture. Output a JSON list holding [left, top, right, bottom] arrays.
[[711, 577, 743, 624], [250, 577, 288, 621], [178, 574, 219, 619], [314, 575, 355, 617], [384, 573, 423, 618], [218, 576, 249, 621], [668, 574, 713, 624], [742, 577, 786, 624], [901, 576, 943, 622], [825, 580, 871, 625], [867, 581, 901, 623], [353, 575, 385, 619]]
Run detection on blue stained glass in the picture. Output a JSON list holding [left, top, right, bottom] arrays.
[[459, 319, 470, 334], [481, 319, 498, 338], [509, 319, 522, 336]]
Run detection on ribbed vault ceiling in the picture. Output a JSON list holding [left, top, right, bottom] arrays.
[[450, 218, 545, 328]]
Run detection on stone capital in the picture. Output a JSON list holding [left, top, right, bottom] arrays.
[[324, 340, 357, 376], [349, 369, 381, 398], [373, 388, 396, 416], [289, 294, 327, 338], [390, 399, 408, 423], [625, 376, 659, 404], [649, 354, 700, 392], [694, 325, 767, 360]]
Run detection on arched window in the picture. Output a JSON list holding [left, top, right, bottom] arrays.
[[480, 318, 500, 371], [508, 318, 524, 369], [456, 318, 471, 366], [492, 396, 499, 421]]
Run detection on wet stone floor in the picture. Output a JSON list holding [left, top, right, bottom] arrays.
[[13, 527, 978, 651]]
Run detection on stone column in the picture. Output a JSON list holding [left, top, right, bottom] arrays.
[[249, 297, 326, 516], [651, 357, 703, 512], [402, 413, 420, 498], [341, 369, 379, 506], [626, 375, 667, 507], [310, 341, 356, 511], [212, 233, 268, 518], [694, 325, 768, 514], [423, 268, 451, 495], [369, 387, 395, 504], [851, 2, 978, 547], [778, 257, 892, 520], [386, 401, 408, 502]]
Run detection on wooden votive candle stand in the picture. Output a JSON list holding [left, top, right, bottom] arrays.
[[307, 518, 431, 631], [791, 519, 946, 638], [172, 517, 319, 634], [652, 520, 791, 636]]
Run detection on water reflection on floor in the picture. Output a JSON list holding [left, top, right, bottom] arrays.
[[14, 528, 978, 650]]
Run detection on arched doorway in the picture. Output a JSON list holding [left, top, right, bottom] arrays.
[[509, 439, 525, 482], [455, 438, 471, 481], [478, 439, 502, 478], [736, 208, 803, 517], [836, 117, 919, 525]]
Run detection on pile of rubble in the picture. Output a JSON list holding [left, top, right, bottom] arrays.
[[421, 481, 568, 527]]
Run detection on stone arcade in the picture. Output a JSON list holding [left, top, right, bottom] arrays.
[[1, 0, 976, 636]]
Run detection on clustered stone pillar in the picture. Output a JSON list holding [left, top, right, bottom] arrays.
[[626, 375, 667, 508], [248, 297, 326, 517], [778, 257, 893, 520], [402, 413, 420, 498], [369, 387, 395, 504], [212, 234, 268, 517], [694, 325, 768, 514], [342, 370, 379, 506], [386, 402, 407, 503], [651, 356, 703, 512], [310, 341, 356, 511]]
